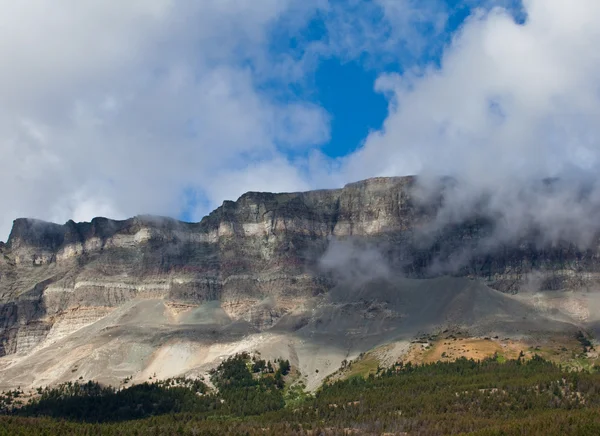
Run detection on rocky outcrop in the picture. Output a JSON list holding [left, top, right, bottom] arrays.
[[1, 176, 600, 358]]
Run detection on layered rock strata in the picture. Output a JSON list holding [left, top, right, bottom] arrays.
[[1, 176, 599, 357]]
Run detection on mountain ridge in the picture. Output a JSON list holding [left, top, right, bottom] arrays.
[[4, 176, 416, 246], [1, 176, 600, 390]]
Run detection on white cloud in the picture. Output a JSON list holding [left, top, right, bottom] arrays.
[[311, 0, 448, 66], [0, 0, 329, 239], [338, 0, 600, 247], [341, 0, 600, 183], [199, 158, 311, 219]]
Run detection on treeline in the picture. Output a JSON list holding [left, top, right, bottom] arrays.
[[10, 378, 214, 423], [3, 353, 289, 423], [2, 355, 600, 434]]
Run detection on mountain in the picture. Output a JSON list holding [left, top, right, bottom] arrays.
[[1, 176, 599, 390]]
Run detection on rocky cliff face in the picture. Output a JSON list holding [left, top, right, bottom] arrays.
[[1, 176, 600, 359]]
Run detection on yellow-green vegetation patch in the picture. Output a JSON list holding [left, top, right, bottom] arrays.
[[343, 356, 380, 379], [521, 331, 600, 371], [323, 352, 383, 384]]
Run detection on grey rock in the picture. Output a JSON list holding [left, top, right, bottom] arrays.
[[0, 176, 599, 363]]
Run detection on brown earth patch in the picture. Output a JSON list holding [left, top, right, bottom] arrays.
[[403, 332, 593, 367]]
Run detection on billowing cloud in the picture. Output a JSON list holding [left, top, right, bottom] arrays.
[[0, 0, 329, 238], [345, 1, 600, 181], [339, 0, 600, 249]]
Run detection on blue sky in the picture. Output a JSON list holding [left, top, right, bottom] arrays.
[[298, 1, 463, 161], [261, 0, 527, 163], [3, 0, 600, 236], [312, 59, 387, 158]]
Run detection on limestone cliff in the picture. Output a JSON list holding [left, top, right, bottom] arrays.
[[1, 176, 600, 359]]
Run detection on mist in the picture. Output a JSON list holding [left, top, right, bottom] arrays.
[[332, 0, 600, 265], [319, 238, 393, 287]]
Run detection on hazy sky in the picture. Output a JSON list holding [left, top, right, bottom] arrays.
[[2, 0, 600, 240]]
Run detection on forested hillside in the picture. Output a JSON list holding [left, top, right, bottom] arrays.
[[2, 355, 600, 435]]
